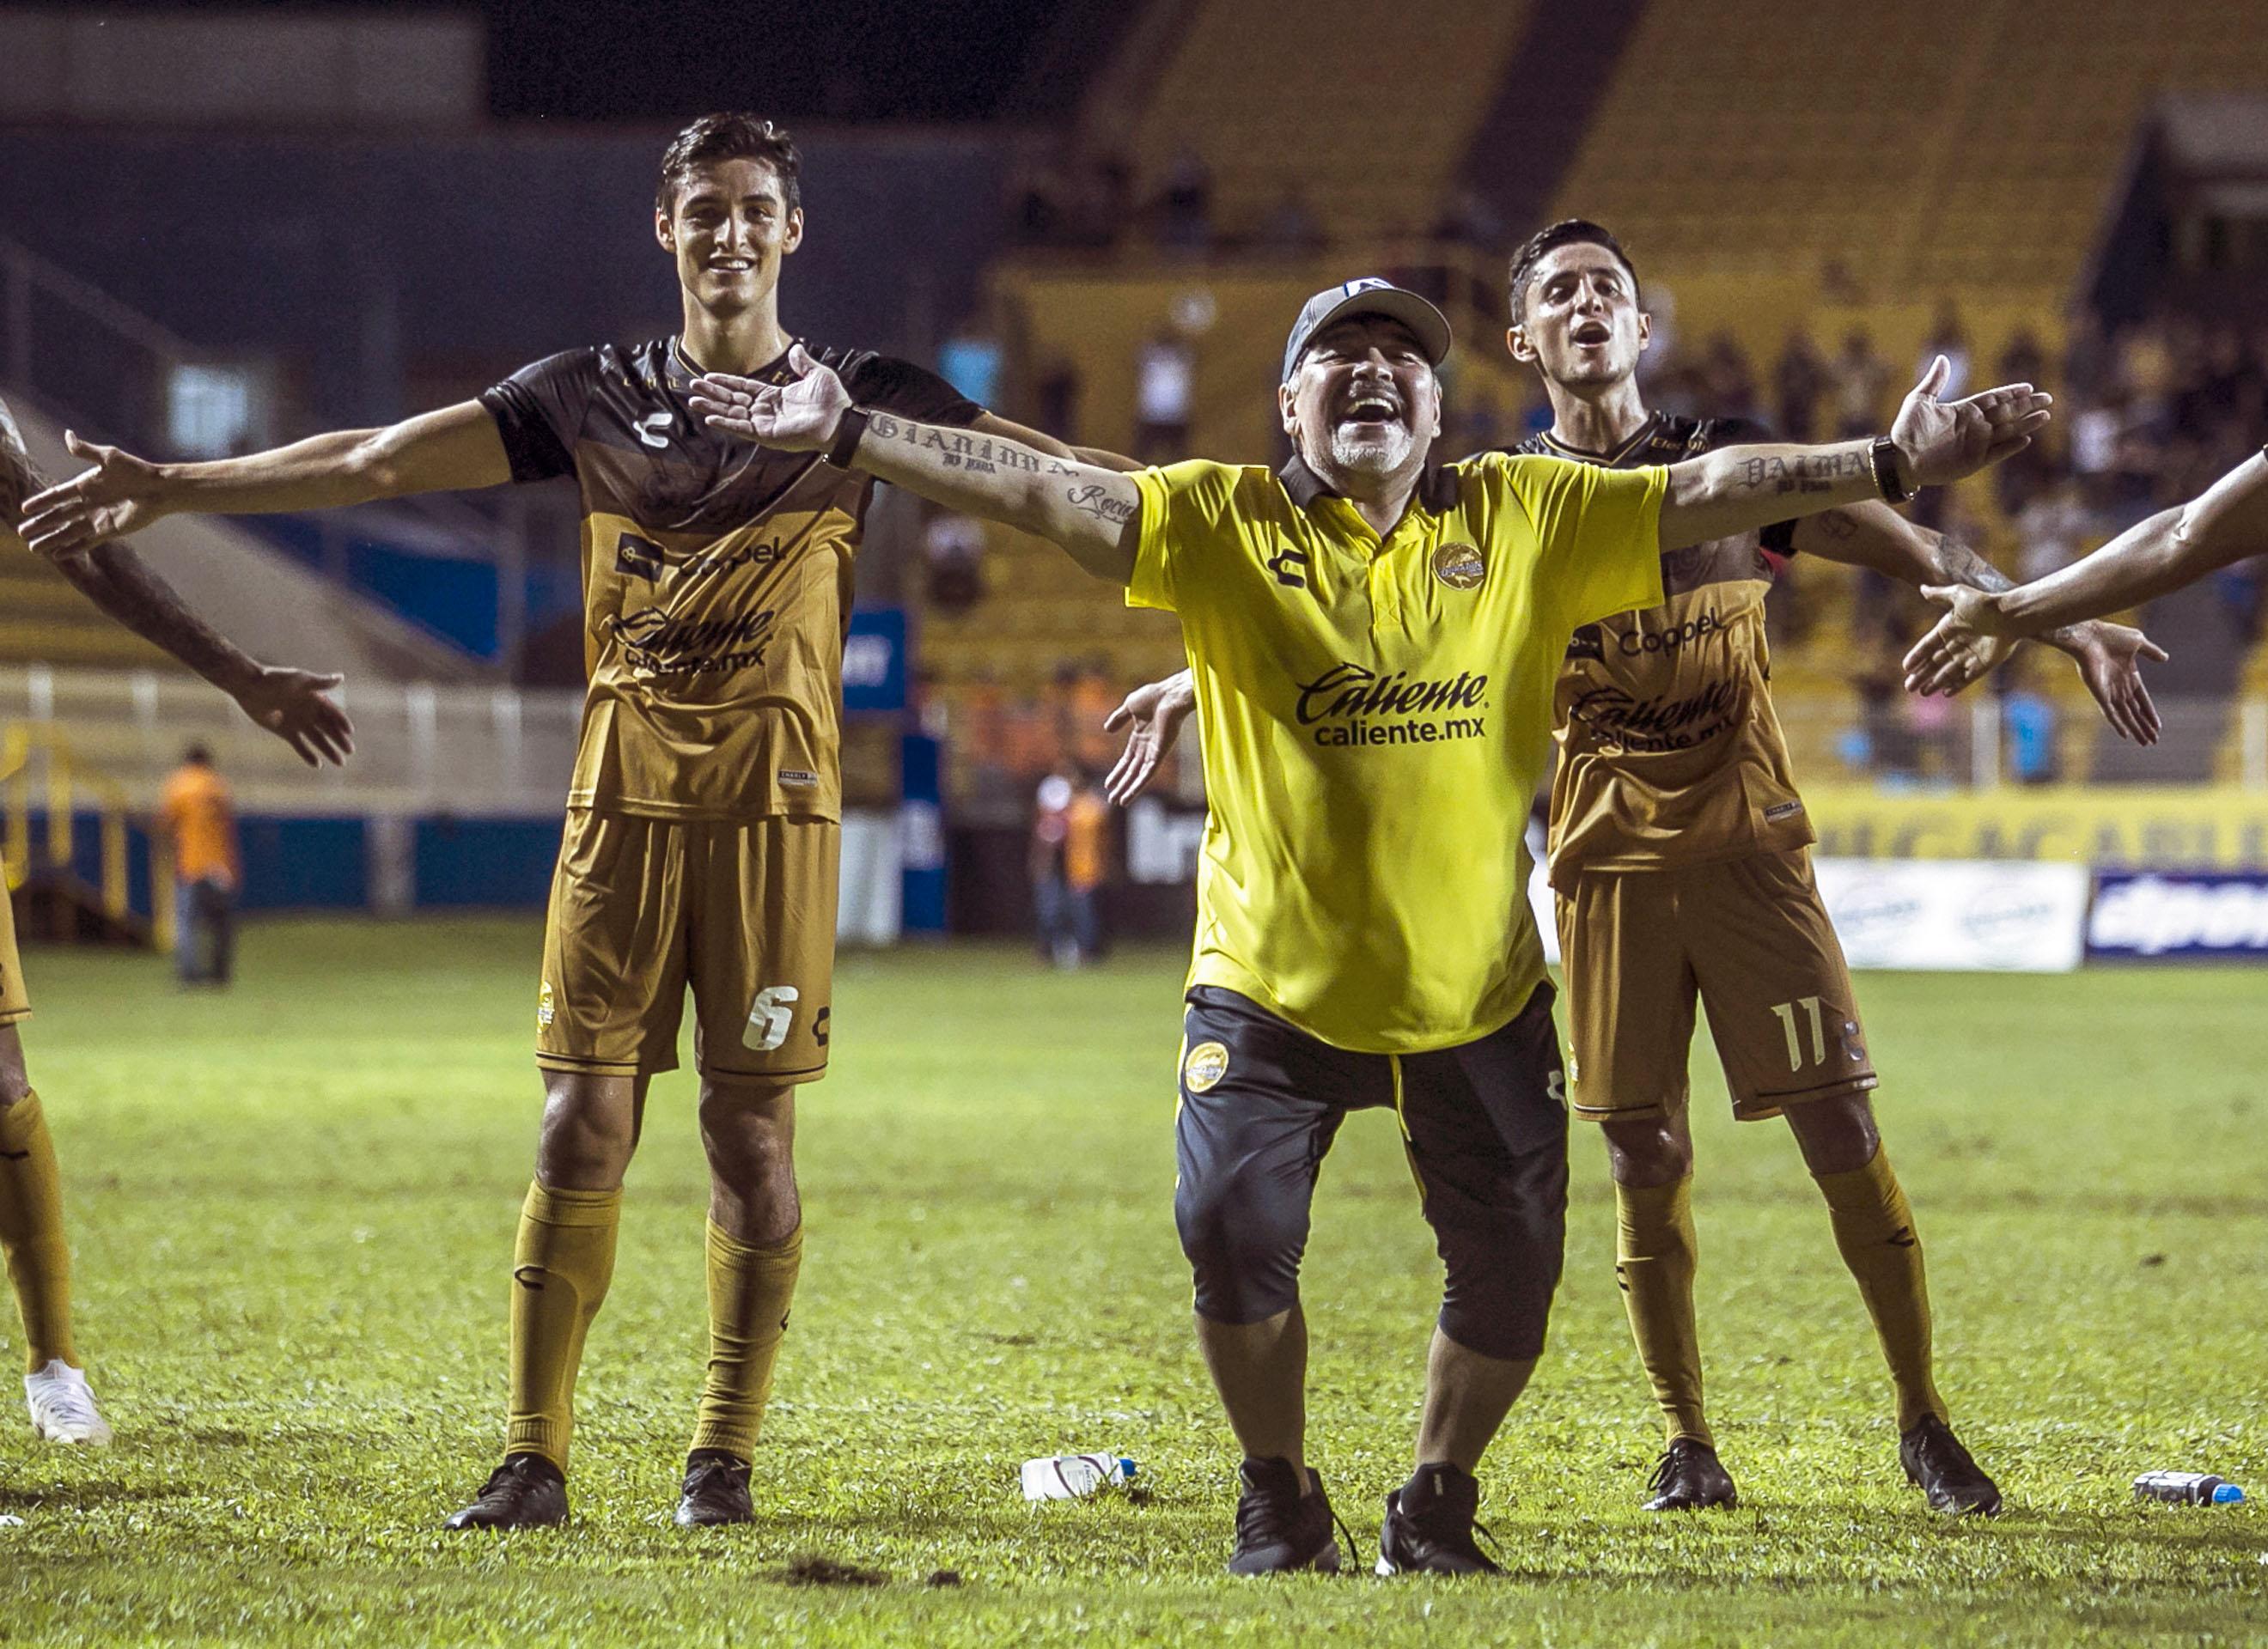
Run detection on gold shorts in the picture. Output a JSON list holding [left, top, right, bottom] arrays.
[[0, 890, 27, 1025], [1557, 849, 1876, 1123], [537, 811, 838, 1085]]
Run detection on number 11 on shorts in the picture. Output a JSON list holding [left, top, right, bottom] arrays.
[[1770, 995, 1827, 1071], [747, 984, 800, 1051]]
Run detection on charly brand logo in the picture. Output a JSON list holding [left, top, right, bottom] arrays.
[[637, 411, 674, 449], [1431, 541, 1485, 590], [1293, 661, 1489, 748], [607, 606, 777, 675], [1183, 1041, 1229, 1093], [1266, 546, 1311, 589]]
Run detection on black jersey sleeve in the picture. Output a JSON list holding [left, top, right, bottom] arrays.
[[478, 349, 598, 484], [840, 353, 985, 429], [1710, 416, 1802, 557]]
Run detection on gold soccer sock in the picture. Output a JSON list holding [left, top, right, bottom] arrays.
[[0, 1093, 76, 1373], [505, 1181, 622, 1470], [1814, 1147, 1947, 1432], [1614, 1174, 1712, 1448], [689, 1220, 803, 1462]]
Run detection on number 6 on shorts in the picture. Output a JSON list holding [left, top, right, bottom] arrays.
[[746, 984, 800, 1051]]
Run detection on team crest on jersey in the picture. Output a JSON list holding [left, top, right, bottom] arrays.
[[1432, 542, 1485, 590], [1183, 1040, 1229, 1093], [537, 982, 556, 1029]]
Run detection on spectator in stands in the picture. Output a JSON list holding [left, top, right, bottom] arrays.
[[1134, 328, 1197, 460], [1917, 301, 1972, 399], [1998, 657, 2061, 786], [160, 745, 240, 988], [2015, 478, 2094, 585], [921, 507, 985, 614], [1829, 330, 1893, 439], [1698, 333, 1761, 424], [1256, 184, 1326, 256], [1771, 329, 1826, 443], [1997, 326, 2049, 396], [1155, 148, 1214, 251]]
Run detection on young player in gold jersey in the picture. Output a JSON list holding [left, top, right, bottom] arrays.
[[1101, 222, 2162, 1520], [2, 392, 351, 1449], [22, 113, 1097, 1531]]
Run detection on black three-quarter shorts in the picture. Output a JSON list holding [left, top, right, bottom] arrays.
[[1171, 981, 1570, 1362]]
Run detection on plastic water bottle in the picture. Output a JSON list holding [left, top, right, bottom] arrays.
[[1021, 1452, 1138, 1501], [2133, 1470, 2246, 1506]]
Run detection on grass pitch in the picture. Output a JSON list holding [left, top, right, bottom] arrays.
[[0, 917, 2263, 1646]]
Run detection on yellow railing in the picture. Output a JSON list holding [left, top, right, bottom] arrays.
[[0, 722, 173, 952]]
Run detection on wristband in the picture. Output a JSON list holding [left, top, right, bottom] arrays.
[[825, 406, 873, 471], [1869, 435, 1916, 504]]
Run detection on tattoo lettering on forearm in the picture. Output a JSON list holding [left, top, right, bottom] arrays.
[[1066, 484, 1135, 524], [872, 413, 1040, 475], [1742, 449, 1870, 497]]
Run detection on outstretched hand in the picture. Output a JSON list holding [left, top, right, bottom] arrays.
[[2066, 622, 2167, 745], [1891, 356, 2054, 488], [20, 431, 170, 559], [1902, 584, 2016, 698], [1101, 676, 1196, 806], [235, 665, 356, 768], [688, 344, 853, 453]]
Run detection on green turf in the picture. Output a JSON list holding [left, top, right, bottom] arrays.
[[0, 918, 2262, 1646]]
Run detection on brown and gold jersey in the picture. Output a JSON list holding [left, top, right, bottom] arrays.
[[1511, 412, 1814, 884], [483, 338, 981, 820]]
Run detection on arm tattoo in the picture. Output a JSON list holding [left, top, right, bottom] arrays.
[[1926, 529, 2088, 652], [1741, 449, 1869, 497], [0, 398, 258, 693], [1065, 484, 1135, 524], [1812, 507, 1862, 541]]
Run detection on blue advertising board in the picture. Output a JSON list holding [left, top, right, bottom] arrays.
[[2087, 871, 2268, 961]]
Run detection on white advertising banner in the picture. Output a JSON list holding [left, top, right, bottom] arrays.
[[1533, 857, 2088, 973], [1811, 858, 2089, 972]]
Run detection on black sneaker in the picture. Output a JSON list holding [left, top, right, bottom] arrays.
[[1644, 1438, 1739, 1511], [1376, 1462, 1502, 1576], [1899, 1415, 2003, 1516], [1226, 1457, 1344, 1576], [442, 1453, 569, 1530], [676, 1449, 754, 1528]]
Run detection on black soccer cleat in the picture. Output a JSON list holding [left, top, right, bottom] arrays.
[[1899, 1415, 2003, 1516], [1226, 1456, 1344, 1576], [1643, 1438, 1739, 1511], [442, 1452, 569, 1530], [675, 1448, 755, 1528], [1376, 1461, 1503, 1576]]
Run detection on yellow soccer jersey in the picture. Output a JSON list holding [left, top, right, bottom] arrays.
[[1129, 452, 1667, 1054]]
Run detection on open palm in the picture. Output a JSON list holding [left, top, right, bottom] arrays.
[[1891, 356, 2054, 487], [20, 432, 171, 558], [688, 344, 852, 453]]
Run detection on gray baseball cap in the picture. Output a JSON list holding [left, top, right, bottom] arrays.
[[1280, 277, 1453, 384]]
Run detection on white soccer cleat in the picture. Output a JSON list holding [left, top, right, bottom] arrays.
[[24, 1360, 113, 1446]]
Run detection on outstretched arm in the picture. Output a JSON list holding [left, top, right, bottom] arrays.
[[1910, 448, 2268, 648], [1658, 357, 2052, 551], [1, 397, 355, 766], [1796, 502, 2164, 744], [690, 347, 1141, 583], [19, 400, 512, 557]]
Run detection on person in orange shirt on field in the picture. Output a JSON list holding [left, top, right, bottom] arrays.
[[160, 745, 241, 988]]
